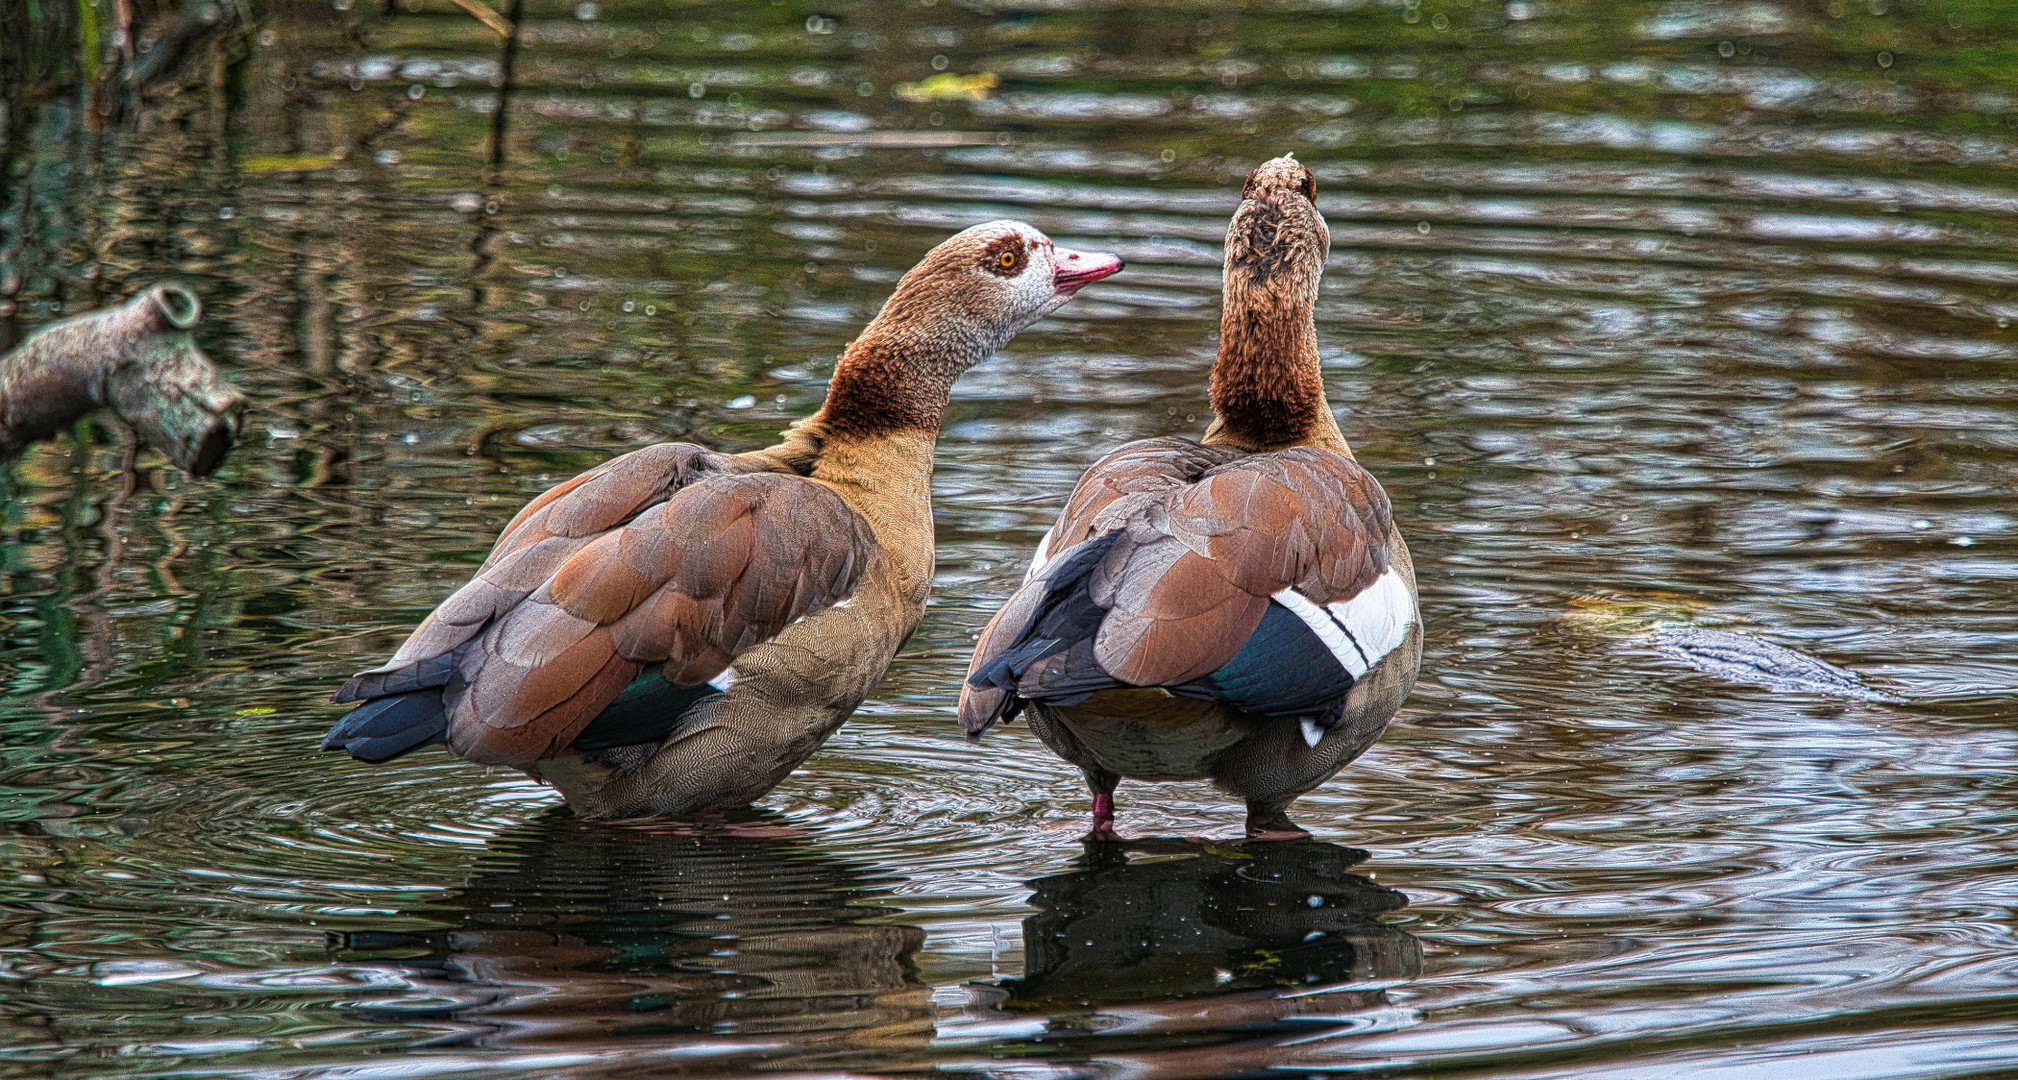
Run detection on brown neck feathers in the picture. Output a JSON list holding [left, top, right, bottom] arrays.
[[818, 336, 953, 439], [1205, 185, 1346, 454], [1207, 275, 1339, 452], [814, 282, 998, 440]]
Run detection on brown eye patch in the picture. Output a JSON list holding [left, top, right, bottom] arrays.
[[1299, 169, 1317, 206], [980, 234, 1026, 277]]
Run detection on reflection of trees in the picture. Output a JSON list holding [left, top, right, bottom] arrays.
[[330, 815, 931, 1072]]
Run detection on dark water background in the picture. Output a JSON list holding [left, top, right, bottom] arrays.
[[4, 0, 2018, 1076]]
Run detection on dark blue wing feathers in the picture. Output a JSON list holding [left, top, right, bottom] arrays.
[[971, 530, 1355, 725], [968, 533, 1118, 708], [1171, 602, 1354, 722], [325, 643, 722, 763], [570, 670, 722, 750], [321, 691, 449, 763], [331, 649, 460, 704]]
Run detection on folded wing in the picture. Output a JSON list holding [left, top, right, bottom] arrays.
[[328, 443, 875, 765], [960, 440, 1408, 736]]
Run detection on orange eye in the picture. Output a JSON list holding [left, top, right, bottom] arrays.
[[999, 250, 1018, 269]]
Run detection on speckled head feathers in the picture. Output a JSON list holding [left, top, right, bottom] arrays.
[[878, 220, 1123, 346], [1242, 154, 1318, 206], [1227, 156, 1329, 297]]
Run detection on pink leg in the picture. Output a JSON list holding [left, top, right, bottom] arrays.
[[1088, 788, 1119, 840]]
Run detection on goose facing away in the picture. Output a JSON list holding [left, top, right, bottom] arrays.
[[326, 221, 1123, 818], [959, 158, 1420, 839]]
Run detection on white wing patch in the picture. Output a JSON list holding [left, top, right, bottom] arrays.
[[1022, 525, 1059, 584], [1332, 567, 1415, 670], [1299, 717, 1324, 748], [1272, 567, 1415, 681], [707, 666, 739, 692]]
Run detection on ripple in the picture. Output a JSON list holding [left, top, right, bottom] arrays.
[[3, 0, 2018, 1076]]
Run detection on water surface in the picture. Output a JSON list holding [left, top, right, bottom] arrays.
[[3, 0, 2018, 1076]]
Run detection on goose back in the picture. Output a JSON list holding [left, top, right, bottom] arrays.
[[962, 436, 1411, 733], [327, 442, 875, 766]]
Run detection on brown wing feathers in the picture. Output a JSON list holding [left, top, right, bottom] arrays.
[[1091, 542, 1269, 686], [1190, 450, 1391, 605], [446, 472, 874, 765], [1044, 437, 1241, 555], [960, 440, 1393, 733], [335, 443, 727, 703], [337, 445, 875, 767]]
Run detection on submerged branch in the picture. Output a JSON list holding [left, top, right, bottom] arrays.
[[124, 0, 232, 90]]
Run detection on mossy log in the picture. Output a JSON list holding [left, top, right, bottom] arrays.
[[0, 283, 244, 477]]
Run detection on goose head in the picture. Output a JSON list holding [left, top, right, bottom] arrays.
[[1226, 155, 1329, 307], [871, 220, 1124, 358], [816, 221, 1123, 440]]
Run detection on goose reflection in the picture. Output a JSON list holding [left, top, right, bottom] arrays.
[[1004, 837, 1421, 1008], [332, 813, 928, 1064]]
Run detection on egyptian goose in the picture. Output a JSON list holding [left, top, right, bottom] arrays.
[[325, 221, 1123, 818], [959, 157, 1420, 839]]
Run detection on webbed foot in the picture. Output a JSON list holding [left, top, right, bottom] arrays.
[[1244, 802, 1310, 841]]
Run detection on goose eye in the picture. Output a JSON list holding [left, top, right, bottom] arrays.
[[999, 250, 1019, 269]]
